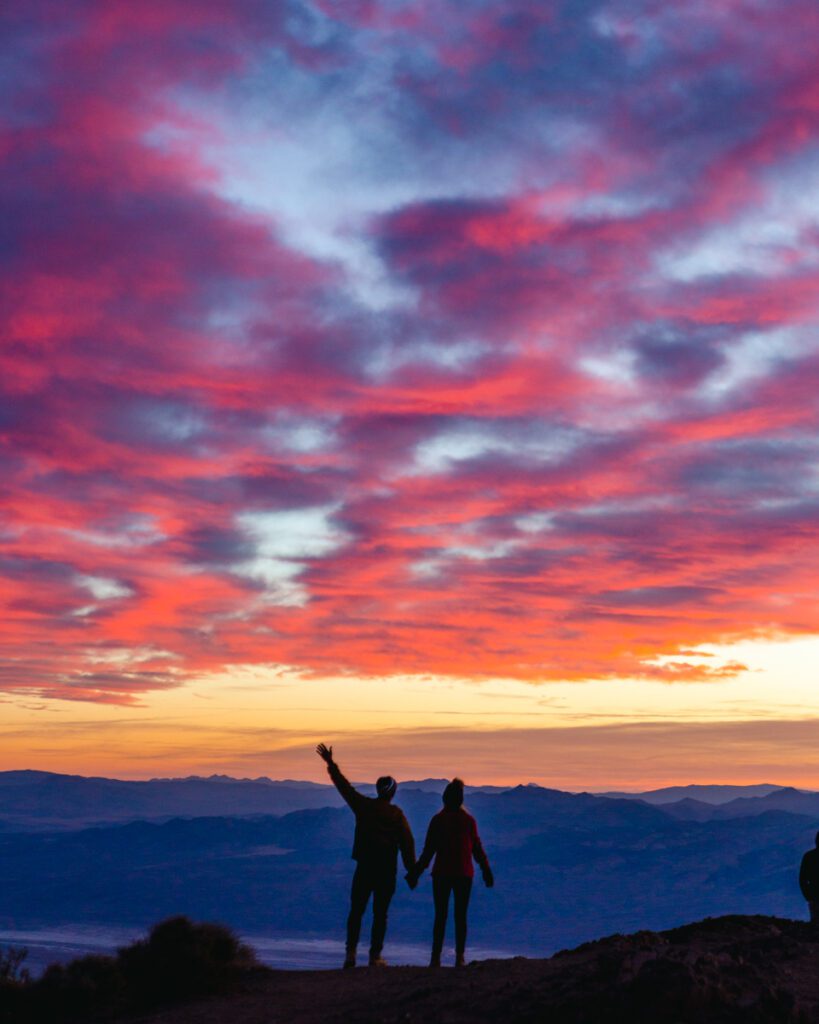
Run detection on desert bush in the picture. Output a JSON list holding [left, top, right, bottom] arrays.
[[0, 945, 29, 987], [0, 946, 30, 1024], [118, 915, 257, 1008], [34, 954, 124, 1022], [0, 917, 257, 1023]]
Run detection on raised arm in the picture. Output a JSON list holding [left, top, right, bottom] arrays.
[[315, 743, 364, 812]]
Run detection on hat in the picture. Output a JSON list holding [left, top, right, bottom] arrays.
[[442, 778, 464, 809], [376, 775, 397, 799]]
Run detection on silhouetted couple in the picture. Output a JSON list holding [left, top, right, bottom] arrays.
[[316, 743, 493, 969]]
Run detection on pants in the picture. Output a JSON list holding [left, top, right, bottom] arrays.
[[347, 863, 396, 958], [432, 875, 473, 961], [809, 901, 819, 923]]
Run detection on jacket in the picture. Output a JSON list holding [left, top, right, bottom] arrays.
[[800, 848, 819, 900], [327, 762, 416, 874], [416, 806, 490, 879]]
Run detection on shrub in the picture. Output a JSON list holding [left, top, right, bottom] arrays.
[[118, 916, 257, 1008], [0, 917, 258, 1023], [0, 946, 29, 987], [34, 954, 124, 1022], [0, 946, 30, 1024]]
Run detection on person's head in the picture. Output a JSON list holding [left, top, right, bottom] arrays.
[[442, 777, 465, 810], [376, 775, 397, 801]]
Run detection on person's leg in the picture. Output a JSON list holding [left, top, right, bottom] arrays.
[[810, 900, 819, 924], [346, 865, 372, 967], [369, 873, 396, 964], [453, 877, 473, 966], [431, 877, 452, 967]]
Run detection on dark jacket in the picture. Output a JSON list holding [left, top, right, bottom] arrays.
[[800, 848, 819, 900], [327, 762, 416, 874], [416, 807, 490, 878]]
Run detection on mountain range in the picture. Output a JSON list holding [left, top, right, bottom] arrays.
[[2, 770, 815, 832], [0, 771, 815, 957], [599, 783, 787, 805], [0, 771, 510, 832]]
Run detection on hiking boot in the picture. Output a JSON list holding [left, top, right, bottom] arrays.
[[454, 954, 466, 969], [369, 956, 388, 968], [343, 952, 356, 970]]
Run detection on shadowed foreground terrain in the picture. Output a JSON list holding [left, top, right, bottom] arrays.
[[135, 916, 819, 1024]]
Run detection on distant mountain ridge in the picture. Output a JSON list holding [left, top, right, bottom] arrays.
[[598, 783, 796, 805], [0, 770, 345, 831], [0, 770, 513, 832], [1, 770, 814, 833], [659, 787, 819, 823]]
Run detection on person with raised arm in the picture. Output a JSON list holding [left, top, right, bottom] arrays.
[[408, 777, 493, 968], [316, 742, 416, 969]]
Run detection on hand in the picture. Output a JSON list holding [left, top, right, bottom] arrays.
[[482, 867, 494, 889], [316, 742, 334, 765]]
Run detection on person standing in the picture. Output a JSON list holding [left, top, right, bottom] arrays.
[[799, 832, 819, 922], [409, 778, 493, 968], [316, 743, 416, 968]]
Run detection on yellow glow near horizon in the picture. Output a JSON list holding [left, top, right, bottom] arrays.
[[3, 635, 819, 788]]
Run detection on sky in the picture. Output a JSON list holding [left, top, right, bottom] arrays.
[[3, 0, 819, 788]]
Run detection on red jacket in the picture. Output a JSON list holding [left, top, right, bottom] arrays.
[[416, 807, 490, 878]]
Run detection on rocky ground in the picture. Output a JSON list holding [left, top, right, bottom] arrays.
[[128, 915, 819, 1024]]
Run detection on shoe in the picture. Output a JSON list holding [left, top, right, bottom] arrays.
[[428, 957, 441, 968], [454, 954, 466, 969], [343, 954, 356, 970], [369, 956, 388, 968]]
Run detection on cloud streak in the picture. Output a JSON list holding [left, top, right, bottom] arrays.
[[5, 714, 819, 790]]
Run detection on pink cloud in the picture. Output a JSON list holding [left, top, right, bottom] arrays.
[[2, 0, 819, 702]]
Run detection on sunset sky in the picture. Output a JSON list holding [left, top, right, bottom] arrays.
[[3, 0, 819, 788]]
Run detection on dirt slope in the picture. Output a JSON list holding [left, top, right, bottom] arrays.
[[131, 916, 819, 1024]]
